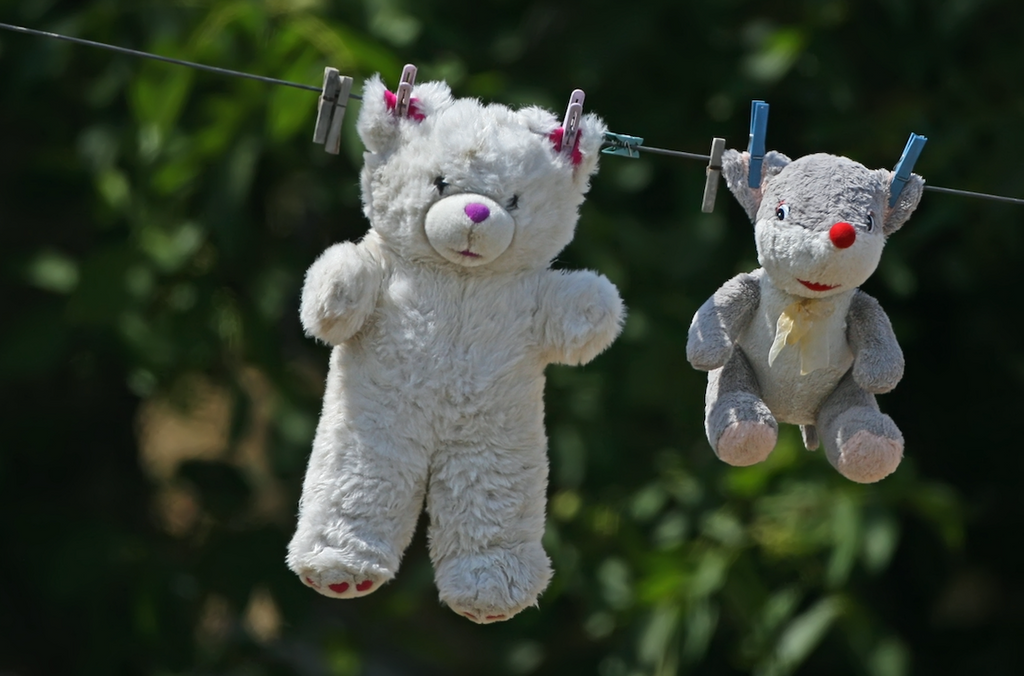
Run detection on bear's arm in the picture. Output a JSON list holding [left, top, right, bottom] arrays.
[[686, 272, 760, 371], [846, 290, 904, 394], [299, 241, 383, 346], [536, 269, 624, 366]]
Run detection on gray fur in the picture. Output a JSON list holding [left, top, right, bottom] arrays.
[[721, 150, 792, 221], [847, 291, 904, 393], [800, 424, 819, 451], [687, 148, 924, 483], [816, 372, 904, 483], [686, 272, 761, 371], [884, 174, 925, 235], [705, 350, 778, 465]]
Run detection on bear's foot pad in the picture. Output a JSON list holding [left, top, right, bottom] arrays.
[[437, 545, 551, 624], [299, 567, 387, 599], [461, 611, 508, 623]]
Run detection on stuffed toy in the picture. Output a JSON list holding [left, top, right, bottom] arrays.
[[287, 75, 624, 623], [686, 149, 924, 483]]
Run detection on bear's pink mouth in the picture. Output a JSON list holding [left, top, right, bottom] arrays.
[[458, 249, 481, 258], [798, 279, 840, 292]]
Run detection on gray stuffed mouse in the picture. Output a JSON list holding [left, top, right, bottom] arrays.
[[687, 149, 924, 483]]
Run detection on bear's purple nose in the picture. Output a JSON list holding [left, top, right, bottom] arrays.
[[464, 203, 490, 223]]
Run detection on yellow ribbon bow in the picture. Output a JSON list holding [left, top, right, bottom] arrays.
[[768, 297, 838, 375]]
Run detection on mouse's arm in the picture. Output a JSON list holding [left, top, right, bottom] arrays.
[[846, 290, 905, 393], [687, 272, 761, 371]]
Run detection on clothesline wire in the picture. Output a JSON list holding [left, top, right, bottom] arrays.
[[920, 185, 1024, 206], [0, 21, 341, 97], [637, 146, 712, 162], [3, 21, 1024, 208]]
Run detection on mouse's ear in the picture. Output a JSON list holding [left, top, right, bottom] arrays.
[[721, 149, 791, 222], [882, 171, 925, 235]]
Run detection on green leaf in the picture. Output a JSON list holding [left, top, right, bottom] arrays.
[[758, 596, 845, 676], [128, 57, 195, 138], [137, 221, 205, 273], [638, 604, 680, 667], [862, 513, 900, 573], [826, 491, 861, 587], [25, 250, 79, 293], [868, 637, 910, 676], [597, 557, 634, 610]]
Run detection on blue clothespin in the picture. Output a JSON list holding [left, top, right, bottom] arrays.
[[747, 100, 770, 188], [889, 132, 928, 207], [602, 132, 644, 159]]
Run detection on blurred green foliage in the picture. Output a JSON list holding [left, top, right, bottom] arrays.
[[2, 0, 1023, 674]]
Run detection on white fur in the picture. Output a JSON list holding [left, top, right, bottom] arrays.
[[740, 270, 855, 424], [288, 77, 623, 622], [424, 193, 515, 266]]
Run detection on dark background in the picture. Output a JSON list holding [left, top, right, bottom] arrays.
[[2, 1, 1022, 674]]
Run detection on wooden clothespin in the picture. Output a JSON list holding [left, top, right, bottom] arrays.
[[747, 100, 770, 188], [312, 67, 354, 155], [701, 137, 726, 213], [890, 133, 928, 206]]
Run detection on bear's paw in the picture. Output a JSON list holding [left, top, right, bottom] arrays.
[[435, 543, 552, 624], [299, 566, 389, 600]]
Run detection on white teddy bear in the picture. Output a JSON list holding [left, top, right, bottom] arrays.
[[287, 75, 624, 623]]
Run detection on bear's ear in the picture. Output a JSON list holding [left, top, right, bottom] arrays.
[[721, 149, 792, 222], [356, 75, 453, 154], [519, 106, 607, 185], [571, 112, 608, 183], [881, 171, 925, 236], [518, 104, 560, 136]]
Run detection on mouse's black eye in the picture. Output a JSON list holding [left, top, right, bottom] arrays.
[[776, 203, 790, 220], [507, 195, 519, 211], [433, 176, 449, 194], [866, 212, 876, 232]]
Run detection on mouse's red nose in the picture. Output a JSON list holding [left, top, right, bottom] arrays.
[[829, 222, 856, 249]]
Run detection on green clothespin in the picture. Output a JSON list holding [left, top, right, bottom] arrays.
[[602, 132, 644, 159]]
